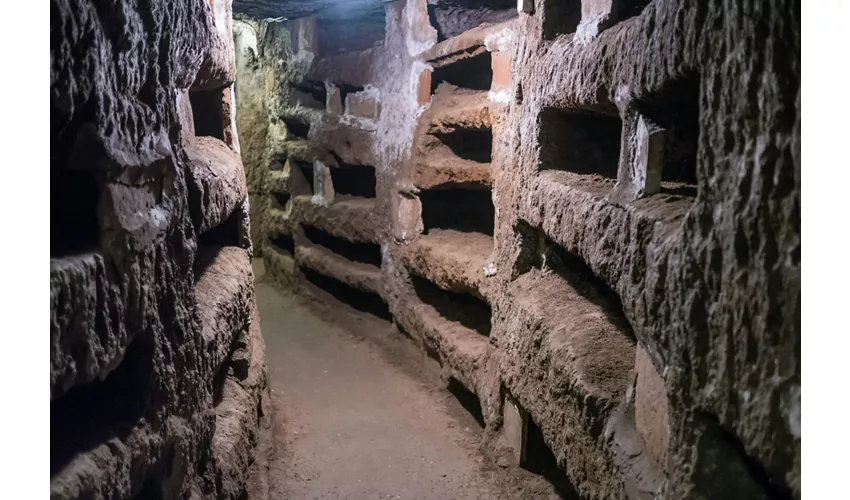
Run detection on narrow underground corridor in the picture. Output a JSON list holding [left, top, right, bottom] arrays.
[[253, 259, 568, 499], [49, 0, 800, 499]]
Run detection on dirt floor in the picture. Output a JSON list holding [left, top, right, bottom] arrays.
[[252, 259, 572, 499]]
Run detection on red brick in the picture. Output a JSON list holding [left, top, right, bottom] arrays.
[[491, 51, 511, 91], [417, 69, 432, 105]]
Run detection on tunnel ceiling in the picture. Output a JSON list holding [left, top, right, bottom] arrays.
[[232, 0, 386, 20]]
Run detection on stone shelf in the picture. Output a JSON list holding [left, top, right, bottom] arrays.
[[185, 137, 248, 235], [311, 120, 379, 167], [504, 270, 635, 409], [413, 146, 492, 189], [628, 189, 697, 224], [402, 229, 493, 299], [537, 169, 618, 201], [295, 241, 383, 296], [406, 296, 490, 399], [51, 416, 161, 499], [501, 266, 665, 498], [426, 88, 492, 132], [413, 87, 493, 188], [290, 194, 380, 244], [194, 245, 253, 375], [210, 302, 268, 499]]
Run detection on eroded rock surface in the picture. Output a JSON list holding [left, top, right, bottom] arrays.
[[237, 0, 799, 498], [50, 0, 267, 498]]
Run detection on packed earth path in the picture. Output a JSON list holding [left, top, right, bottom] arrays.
[[250, 259, 568, 500]]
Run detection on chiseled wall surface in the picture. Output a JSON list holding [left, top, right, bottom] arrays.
[[237, 0, 799, 498], [50, 0, 268, 498]]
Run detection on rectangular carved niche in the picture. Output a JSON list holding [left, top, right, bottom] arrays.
[[283, 116, 311, 140], [433, 129, 493, 164], [303, 225, 382, 267], [411, 274, 492, 336], [447, 377, 485, 428], [637, 76, 700, 198], [269, 231, 295, 256], [302, 266, 392, 320], [431, 51, 493, 93], [328, 161, 377, 199], [51, 168, 100, 257], [291, 159, 315, 196], [514, 221, 635, 342], [290, 80, 327, 110], [190, 88, 225, 139], [427, 1, 516, 41], [419, 184, 495, 236], [541, 0, 581, 39], [542, 0, 652, 40], [197, 208, 242, 248], [538, 107, 623, 182]]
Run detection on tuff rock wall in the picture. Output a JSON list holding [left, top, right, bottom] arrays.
[[233, 15, 320, 258], [239, 0, 799, 499], [50, 0, 269, 498]]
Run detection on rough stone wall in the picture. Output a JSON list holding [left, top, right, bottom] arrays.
[[50, 0, 268, 498], [233, 16, 321, 256], [243, 0, 799, 498]]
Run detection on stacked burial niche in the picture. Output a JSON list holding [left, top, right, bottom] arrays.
[[51, 0, 268, 498], [235, 0, 799, 499]]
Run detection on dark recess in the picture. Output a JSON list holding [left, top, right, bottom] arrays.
[[420, 185, 495, 235], [283, 116, 310, 140], [302, 266, 392, 320], [617, 0, 654, 19], [269, 232, 295, 255], [197, 209, 242, 247], [337, 83, 365, 106], [328, 161, 377, 198], [50, 331, 155, 476], [433, 129, 493, 163], [515, 222, 635, 341], [51, 168, 100, 257], [541, 0, 652, 41], [695, 413, 795, 500], [427, 0, 517, 41], [538, 108, 623, 179], [639, 75, 701, 195], [411, 274, 492, 336], [447, 378, 485, 428], [431, 52, 493, 92], [291, 80, 327, 109], [272, 191, 291, 210], [542, 0, 581, 39], [269, 157, 285, 171], [212, 360, 230, 407], [137, 476, 166, 500], [293, 160, 315, 195], [524, 415, 581, 499], [190, 89, 225, 139], [303, 225, 382, 267]]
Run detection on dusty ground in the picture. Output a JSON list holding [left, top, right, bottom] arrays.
[[252, 259, 570, 499]]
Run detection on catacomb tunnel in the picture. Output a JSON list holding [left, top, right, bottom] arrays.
[[50, 0, 800, 498]]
